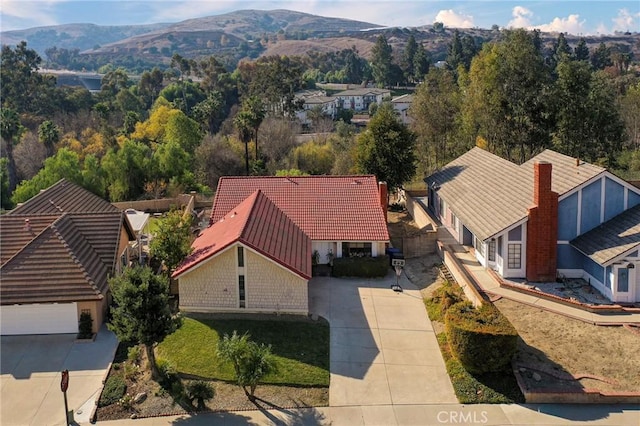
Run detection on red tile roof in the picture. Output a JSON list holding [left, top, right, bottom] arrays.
[[211, 175, 389, 241], [174, 190, 311, 279]]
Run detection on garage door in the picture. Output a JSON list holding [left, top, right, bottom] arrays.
[[0, 303, 78, 335]]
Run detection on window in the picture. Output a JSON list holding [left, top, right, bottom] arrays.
[[237, 246, 244, 267], [488, 240, 496, 262], [342, 242, 372, 257], [508, 244, 522, 269], [238, 275, 246, 308], [439, 199, 445, 218], [617, 268, 629, 292]]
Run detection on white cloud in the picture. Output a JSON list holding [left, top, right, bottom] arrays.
[[535, 14, 586, 34], [434, 9, 474, 28], [508, 6, 533, 28], [611, 8, 640, 32], [1, 0, 62, 30]]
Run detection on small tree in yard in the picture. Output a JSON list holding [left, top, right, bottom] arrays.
[[217, 331, 276, 400], [108, 265, 177, 379], [150, 209, 193, 275]]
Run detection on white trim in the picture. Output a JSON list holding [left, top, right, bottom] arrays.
[[624, 187, 629, 209], [557, 240, 571, 245], [600, 177, 605, 223], [576, 188, 582, 235], [175, 244, 235, 278], [557, 171, 606, 202], [601, 243, 640, 267], [179, 306, 308, 315]]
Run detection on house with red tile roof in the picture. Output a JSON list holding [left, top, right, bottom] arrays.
[[0, 179, 135, 335], [173, 175, 390, 314]]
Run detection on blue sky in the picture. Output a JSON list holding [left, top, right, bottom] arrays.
[[1, 1, 638, 35]]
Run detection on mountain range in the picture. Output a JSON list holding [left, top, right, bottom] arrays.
[[1, 9, 638, 72]]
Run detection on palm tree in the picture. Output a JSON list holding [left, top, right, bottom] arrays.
[[38, 120, 60, 157], [0, 107, 24, 192], [234, 110, 253, 175], [217, 331, 276, 400]]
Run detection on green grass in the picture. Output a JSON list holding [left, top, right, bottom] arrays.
[[157, 317, 330, 387], [436, 332, 524, 403]]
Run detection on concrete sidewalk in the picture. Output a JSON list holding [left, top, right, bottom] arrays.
[[98, 403, 640, 425], [438, 232, 640, 325]]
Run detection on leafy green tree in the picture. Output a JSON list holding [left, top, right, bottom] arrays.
[[11, 148, 83, 204], [290, 141, 335, 175], [355, 103, 416, 190], [463, 29, 551, 162], [217, 331, 276, 400], [152, 140, 194, 193], [149, 209, 193, 274], [0, 107, 24, 192], [591, 43, 612, 70], [412, 43, 430, 81], [574, 38, 590, 62], [81, 154, 106, 197], [619, 82, 640, 150], [552, 62, 624, 163], [410, 68, 462, 174], [371, 35, 393, 87], [164, 110, 203, 154], [446, 30, 465, 70], [108, 265, 176, 379], [38, 120, 60, 157], [1, 41, 57, 116], [0, 158, 12, 210], [101, 139, 150, 201], [402, 35, 418, 83]]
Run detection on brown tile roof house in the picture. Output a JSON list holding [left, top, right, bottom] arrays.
[[425, 147, 640, 303], [174, 175, 390, 315], [1, 179, 134, 335]]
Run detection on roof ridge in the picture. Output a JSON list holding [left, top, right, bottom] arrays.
[[0, 217, 57, 269], [51, 215, 104, 296]]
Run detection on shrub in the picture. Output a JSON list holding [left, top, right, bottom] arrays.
[[77, 312, 93, 339], [445, 301, 518, 374], [99, 376, 127, 407], [331, 256, 389, 278], [127, 345, 142, 364], [186, 380, 215, 409], [425, 280, 464, 321]]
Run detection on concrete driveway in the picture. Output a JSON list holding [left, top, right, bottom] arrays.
[[309, 271, 456, 411], [0, 325, 118, 426]]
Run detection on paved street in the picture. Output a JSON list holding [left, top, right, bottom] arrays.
[[0, 326, 118, 426]]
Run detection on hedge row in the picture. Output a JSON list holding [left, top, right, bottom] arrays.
[[445, 301, 518, 374], [331, 256, 389, 278]]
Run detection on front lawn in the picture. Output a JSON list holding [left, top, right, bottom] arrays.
[[157, 317, 330, 387]]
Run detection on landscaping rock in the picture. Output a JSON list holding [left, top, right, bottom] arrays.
[[532, 372, 542, 382], [134, 392, 147, 404], [130, 413, 137, 419]]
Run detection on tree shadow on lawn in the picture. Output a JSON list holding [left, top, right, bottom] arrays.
[[189, 314, 331, 373]]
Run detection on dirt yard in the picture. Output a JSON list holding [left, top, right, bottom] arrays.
[[404, 255, 640, 395]]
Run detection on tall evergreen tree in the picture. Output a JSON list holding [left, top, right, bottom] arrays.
[[355, 103, 416, 189], [371, 35, 393, 87], [403, 35, 418, 83]]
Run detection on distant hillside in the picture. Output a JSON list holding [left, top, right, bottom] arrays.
[[0, 23, 171, 55], [2, 9, 638, 73]]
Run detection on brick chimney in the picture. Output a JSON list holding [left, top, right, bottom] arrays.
[[379, 181, 388, 222], [526, 161, 558, 282]]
